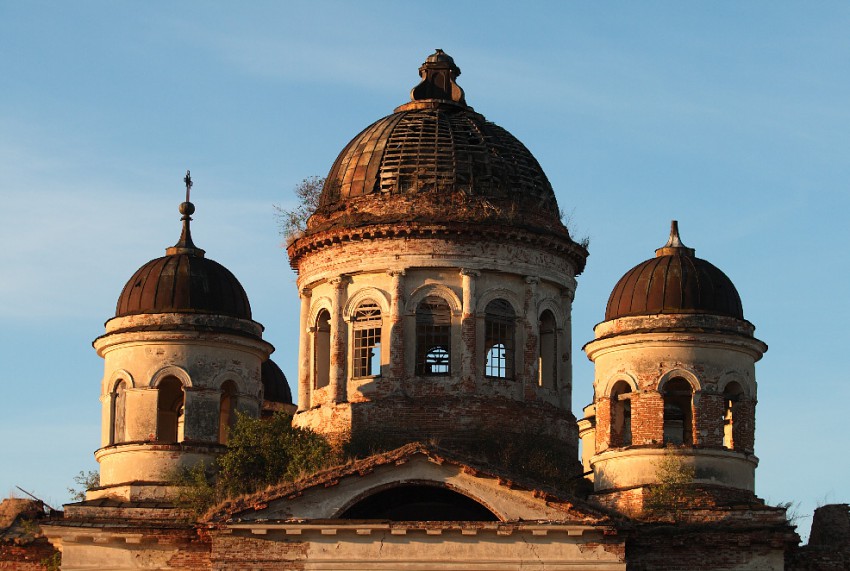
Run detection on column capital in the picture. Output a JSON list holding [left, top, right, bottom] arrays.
[[387, 269, 407, 278], [460, 268, 481, 278], [329, 275, 351, 288], [300, 287, 313, 298], [524, 276, 540, 286]]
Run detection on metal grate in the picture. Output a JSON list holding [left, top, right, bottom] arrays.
[[416, 296, 451, 376], [484, 299, 515, 379], [352, 301, 382, 378]]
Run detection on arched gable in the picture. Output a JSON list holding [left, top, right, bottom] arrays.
[[343, 287, 391, 321], [657, 368, 701, 393], [308, 296, 334, 327], [537, 297, 566, 329], [475, 288, 522, 318], [598, 372, 639, 398], [150, 365, 192, 388], [405, 284, 462, 316], [105, 369, 135, 393], [718, 371, 753, 399]]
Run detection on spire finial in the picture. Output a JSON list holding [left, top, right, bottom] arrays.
[[655, 220, 695, 257], [398, 49, 467, 110], [167, 170, 205, 257]]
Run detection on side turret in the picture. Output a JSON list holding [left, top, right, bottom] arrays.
[[581, 222, 766, 513], [89, 174, 275, 501]]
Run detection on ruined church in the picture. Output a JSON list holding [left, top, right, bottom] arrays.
[[6, 50, 845, 569]]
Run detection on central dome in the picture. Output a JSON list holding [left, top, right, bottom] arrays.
[[305, 50, 566, 239]]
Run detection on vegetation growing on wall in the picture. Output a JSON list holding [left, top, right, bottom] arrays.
[[173, 412, 336, 514], [67, 470, 100, 502], [274, 176, 324, 243], [644, 448, 696, 519]]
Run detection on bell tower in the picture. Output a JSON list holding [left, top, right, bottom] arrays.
[[581, 222, 766, 513], [89, 173, 274, 501]]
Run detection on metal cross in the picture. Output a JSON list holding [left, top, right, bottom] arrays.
[[184, 170, 193, 203]]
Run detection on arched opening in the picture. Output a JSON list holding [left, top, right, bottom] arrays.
[[484, 299, 515, 379], [352, 300, 382, 378], [340, 484, 499, 521], [722, 382, 744, 450], [416, 296, 451, 375], [314, 309, 331, 389], [538, 310, 557, 388], [111, 380, 127, 445], [157, 376, 184, 444], [610, 381, 632, 447], [219, 380, 238, 445], [663, 378, 693, 445]]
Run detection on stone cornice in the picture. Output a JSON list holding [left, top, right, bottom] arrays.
[[287, 222, 588, 275]]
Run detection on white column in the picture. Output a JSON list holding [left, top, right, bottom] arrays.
[[524, 276, 540, 396], [297, 287, 312, 411], [329, 276, 350, 403], [460, 269, 480, 381], [388, 270, 406, 379]]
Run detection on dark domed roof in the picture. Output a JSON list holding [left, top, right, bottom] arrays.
[[115, 186, 252, 320], [261, 359, 292, 405], [116, 253, 251, 319], [305, 50, 565, 238], [605, 222, 743, 321]]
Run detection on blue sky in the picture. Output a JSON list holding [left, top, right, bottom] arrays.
[[1, 1, 848, 540]]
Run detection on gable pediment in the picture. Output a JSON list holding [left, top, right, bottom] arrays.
[[211, 444, 612, 525]]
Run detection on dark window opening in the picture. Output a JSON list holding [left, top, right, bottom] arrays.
[[314, 309, 331, 389], [340, 485, 499, 521], [219, 380, 238, 445], [722, 382, 744, 450], [610, 381, 632, 447], [538, 310, 557, 388], [157, 376, 184, 444], [663, 378, 693, 446], [111, 380, 127, 445]]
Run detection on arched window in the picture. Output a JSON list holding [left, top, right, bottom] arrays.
[[484, 299, 515, 379], [416, 296, 451, 375], [157, 376, 184, 444], [610, 381, 632, 447], [538, 310, 557, 388], [352, 300, 382, 378], [111, 380, 127, 445], [663, 378, 693, 445], [722, 382, 744, 450], [314, 309, 331, 389], [219, 380, 238, 445]]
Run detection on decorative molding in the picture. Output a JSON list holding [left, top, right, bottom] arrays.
[[149, 365, 192, 389]]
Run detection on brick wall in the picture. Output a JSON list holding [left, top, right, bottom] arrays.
[[0, 540, 57, 571]]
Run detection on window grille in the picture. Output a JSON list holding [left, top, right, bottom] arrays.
[[484, 299, 514, 378], [416, 296, 451, 375], [353, 301, 382, 378]]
